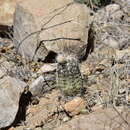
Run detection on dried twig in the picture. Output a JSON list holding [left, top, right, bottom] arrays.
[[40, 37, 81, 43]]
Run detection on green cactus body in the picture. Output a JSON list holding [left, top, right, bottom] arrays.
[[57, 59, 83, 97]]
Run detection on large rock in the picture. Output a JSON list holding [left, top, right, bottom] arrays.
[[13, 0, 90, 61], [0, 76, 26, 129], [55, 107, 130, 130], [0, 0, 22, 26]]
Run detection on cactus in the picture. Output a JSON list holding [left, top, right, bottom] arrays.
[[57, 58, 83, 97]]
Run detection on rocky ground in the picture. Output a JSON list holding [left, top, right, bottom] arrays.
[[0, 0, 130, 130]]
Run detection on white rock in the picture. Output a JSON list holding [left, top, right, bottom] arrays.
[[29, 76, 45, 96], [64, 97, 85, 116], [29, 74, 56, 97], [37, 63, 57, 74]]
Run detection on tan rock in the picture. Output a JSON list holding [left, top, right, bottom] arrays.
[[80, 62, 93, 76], [26, 90, 60, 129], [0, 0, 22, 26], [64, 97, 85, 116], [8, 127, 14, 130], [27, 109, 48, 129], [13, 0, 90, 61], [55, 107, 130, 130]]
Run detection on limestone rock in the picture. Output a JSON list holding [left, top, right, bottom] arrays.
[[13, 0, 90, 61], [55, 107, 130, 130], [29, 76, 45, 97], [64, 97, 85, 116], [0, 76, 26, 129], [0, 0, 22, 26], [29, 74, 56, 97]]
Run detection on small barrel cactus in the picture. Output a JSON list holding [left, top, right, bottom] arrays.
[[57, 58, 83, 97]]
